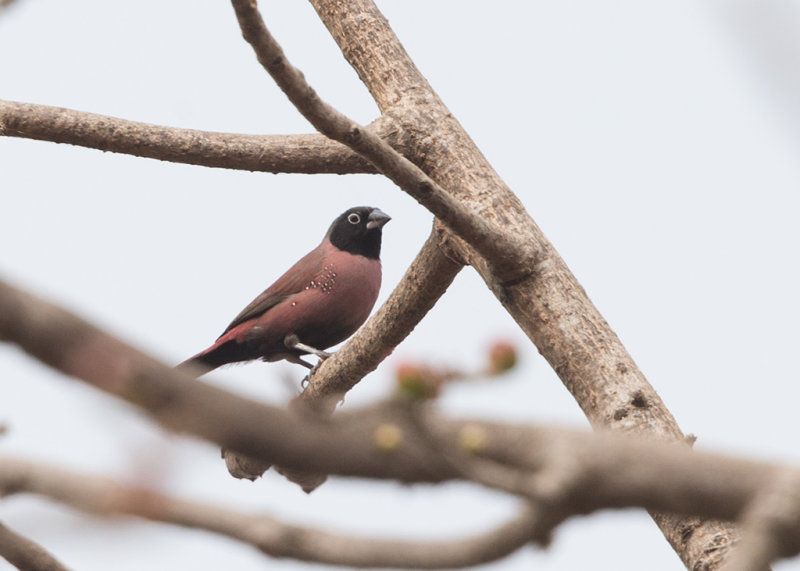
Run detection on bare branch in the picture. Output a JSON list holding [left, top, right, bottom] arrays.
[[302, 2, 742, 564], [0, 100, 374, 174], [8, 273, 800, 571], [308, 0, 434, 112], [0, 276, 794, 520], [229, 0, 533, 282], [0, 457, 538, 569], [0, 521, 70, 571]]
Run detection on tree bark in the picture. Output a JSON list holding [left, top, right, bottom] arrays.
[[305, 0, 738, 566], [0, 1, 745, 567], [0, 100, 374, 174]]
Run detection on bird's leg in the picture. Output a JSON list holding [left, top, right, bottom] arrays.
[[285, 334, 331, 386], [284, 334, 331, 361]]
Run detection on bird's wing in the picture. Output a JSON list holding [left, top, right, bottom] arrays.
[[220, 244, 326, 336]]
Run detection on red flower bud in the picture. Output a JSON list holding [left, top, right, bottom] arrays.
[[488, 341, 517, 375], [395, 363, 442, 399]]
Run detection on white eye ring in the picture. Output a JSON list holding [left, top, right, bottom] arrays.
[[347, 213, 361, 224]]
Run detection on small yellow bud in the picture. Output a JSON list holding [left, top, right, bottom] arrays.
[[459, 423, 488, 453], [373, 423, 403, 452]]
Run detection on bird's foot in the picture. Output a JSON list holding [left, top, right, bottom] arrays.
[[308, 356, 326, 376], [302, 353, 334, 387]]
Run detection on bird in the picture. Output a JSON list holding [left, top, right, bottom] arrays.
[[179, 206, 390, 376]]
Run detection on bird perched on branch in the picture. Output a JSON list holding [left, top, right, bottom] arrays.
[[179, 206, 390, 376]]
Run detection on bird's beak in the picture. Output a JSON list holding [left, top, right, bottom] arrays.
[[366, 208, 391, 229]]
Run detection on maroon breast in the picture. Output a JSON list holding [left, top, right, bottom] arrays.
[[239, 242, 382, 354], [288, 246, 382, 348]]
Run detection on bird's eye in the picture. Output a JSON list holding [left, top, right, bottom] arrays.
[[347, 213, 361, 225]]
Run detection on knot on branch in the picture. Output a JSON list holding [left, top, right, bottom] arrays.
[[343, 125, 363, 145], [416, 180, 433, 195]]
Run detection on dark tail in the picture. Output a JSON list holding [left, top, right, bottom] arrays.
[[176, 340, 243, 378]]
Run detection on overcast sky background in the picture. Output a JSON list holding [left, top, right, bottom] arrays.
[[2, 1, 800, 570]]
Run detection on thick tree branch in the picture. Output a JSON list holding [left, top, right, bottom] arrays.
[[307, 0, 434, 112], [0, 522, 69, 571], [0, 458, 538, 569], [3, 276, 800, 559], [230, 0, 532, 282], [304, 1, 740, 566], [0, 100, 374, 174]]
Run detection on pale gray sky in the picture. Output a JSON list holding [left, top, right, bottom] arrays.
[[2, 1, 799, 570]]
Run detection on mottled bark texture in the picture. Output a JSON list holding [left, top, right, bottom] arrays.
[[0, 100, 374, 174]]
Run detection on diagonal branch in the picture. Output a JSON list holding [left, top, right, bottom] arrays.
[[0, 521, 69, 571], [307, 0, 433, 112], [0, 100, 374, 174], [302, 2, 741, 567], [230, 0, 532, 282], [0, 457, 538, 569]]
